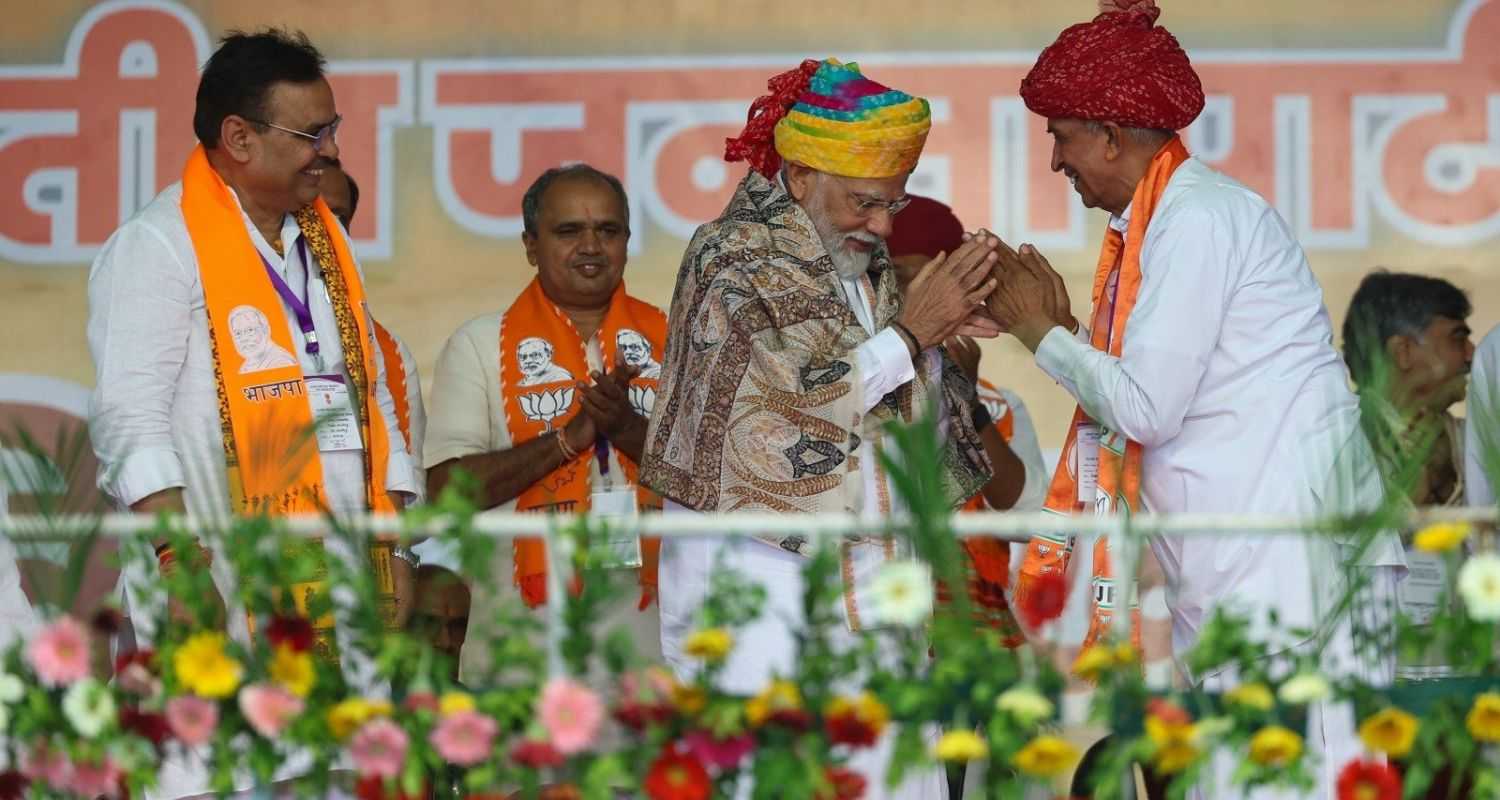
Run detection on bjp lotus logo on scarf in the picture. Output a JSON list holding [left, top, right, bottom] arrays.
[[628, 384, 656, 417], [519, 387, 575, 431]]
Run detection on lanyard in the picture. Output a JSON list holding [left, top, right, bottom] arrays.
[[259, 238, 326, 372], [594, 437, 611, 477]]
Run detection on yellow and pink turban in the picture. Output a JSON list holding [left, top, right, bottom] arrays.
[[1021, 0, 1204, 131], [725, 58, 930, 180]]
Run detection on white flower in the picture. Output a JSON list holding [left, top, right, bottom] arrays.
[[867, 561, 934, 627], [0, 671, 24, 704], [62, 678, 117, 737], [996, 686, 1053, 726], [1277, 672, 1331, 705], [1195, 716, 1235, 740], [1459, 554, 1500, 621]]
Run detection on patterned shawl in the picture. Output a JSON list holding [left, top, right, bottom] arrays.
[[640, 171, 989, 551]]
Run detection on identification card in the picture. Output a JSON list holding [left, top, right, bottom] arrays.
[[306, 375, 361, 452], [1075, 422, 1101, 503], [590, 487, 642, 569], [1397, 548, 1448, 625]]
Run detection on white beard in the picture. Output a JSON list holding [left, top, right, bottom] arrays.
[[803, 189, 875, 280]]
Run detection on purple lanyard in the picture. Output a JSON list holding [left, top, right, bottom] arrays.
[[259, 238, 325, 371], [594, 437, 610, 476]]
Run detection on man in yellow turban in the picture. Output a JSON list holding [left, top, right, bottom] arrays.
[[641, 58, 1001, 798]]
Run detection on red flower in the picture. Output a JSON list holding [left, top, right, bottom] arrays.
[[765, 708, 813, 731], [113, 648, 156, 676], [642, 748, 711, 800], [1018, 570, 1068, 629], [614, 701, 675, 731], [120, 707, 172, 748], [1146, 697, 1192, 726], [403, 692, 440, 714], [90, 606, 125, 636], [266, 616, 315, 653], [1337, 759, 1401, 800], [0, 771, 28, 800], [818, 766, 867, 800], [353, 775, 426, 800], [511, 739, 566, 769]]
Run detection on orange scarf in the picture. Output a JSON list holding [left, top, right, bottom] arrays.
[[956, 379, 1023, 646], [1014, 137, 1190, 658], [182, 146, 397, 655], [499, 278, 666, 607], [371, 319, 414, 451]]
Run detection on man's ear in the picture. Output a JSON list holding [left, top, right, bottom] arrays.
[[522, 232, 539, 267], [1386, 334, 1416, 372], [219, 116, 257, 165], [783, 162, 817, 202], [1100, 121, 1124, 162]]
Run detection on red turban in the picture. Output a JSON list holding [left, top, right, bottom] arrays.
[[1020, 0, 1204, 131], [886, 196, 965, 259]]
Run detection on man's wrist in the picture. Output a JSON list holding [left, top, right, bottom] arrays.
[[1014, 316, 1062, 353], [890, 321, 921, 358]]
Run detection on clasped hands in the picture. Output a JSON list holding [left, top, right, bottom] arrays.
[[897, 229, 1077, 354]]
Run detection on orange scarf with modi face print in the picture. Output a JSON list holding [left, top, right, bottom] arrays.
[[1013, 136, 1190, 660], [498, 277, 667, 608]]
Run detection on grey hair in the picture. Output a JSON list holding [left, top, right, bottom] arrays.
[[521, 163, 630, 236], [1082, 120, 1176, 147]]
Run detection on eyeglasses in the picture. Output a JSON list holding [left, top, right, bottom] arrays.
[[831, 175, 911, 218], [246, 114, 342, 151]]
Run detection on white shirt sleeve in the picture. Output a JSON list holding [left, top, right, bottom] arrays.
[[424, 325, 497, 469], [1034, 206, 1240, 447], [86, 221, 193, 508], [853, 328, 917, 415], [1467, 327, 1500, 507], [1000, 388, 1049, 510]]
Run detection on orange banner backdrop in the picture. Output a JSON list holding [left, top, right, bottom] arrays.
[[0, 0, 1496, 465]]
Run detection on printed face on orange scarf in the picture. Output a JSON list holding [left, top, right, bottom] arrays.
[[243, 78, 341, 216], [523, 176, 629, 312]]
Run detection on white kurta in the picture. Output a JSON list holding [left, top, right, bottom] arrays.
[[1466, 324, 1500, 508], [87, 182, 416, 798], [658, 274, 949, 800], [1032, 158, 1404, 799]]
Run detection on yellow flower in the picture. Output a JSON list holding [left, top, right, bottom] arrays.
[[1467, 692, 1500, 742], [683, 628, 734, 662], [1358, 707, 1418, 758], [1145, 716, 1200, 774], [1225, 682, 1275, 712], [326, 697, 394, 741], [933, 730, 988, 763], [996, 686, 1054, 726], [1011, 735, 1078, 777], [268, 645, 315, 697], [745, 679, 802, 727], [173, 632, 243, 699], [1413, 521, 1472, 553], [439, 691, 476, 716], [672, 684, 707, 715], [1248, 725, 1303, 767], [1277, 672, 1331, 705], [1072, 643, 1137, 681]]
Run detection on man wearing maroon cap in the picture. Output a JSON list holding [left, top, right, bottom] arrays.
[[985, 1, 1405, 797]]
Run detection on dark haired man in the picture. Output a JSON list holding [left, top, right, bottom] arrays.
[[1343, 270, 1474, 508], [87, 31, 419, 790], [425, 163, 666, 672]]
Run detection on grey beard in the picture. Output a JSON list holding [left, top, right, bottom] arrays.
[[804, 189, 875, 280]]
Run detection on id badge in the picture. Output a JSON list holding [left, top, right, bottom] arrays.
[[590, 487, 642, 569], [1075, 422, 1101, 504], [305, 375, 361, 452]]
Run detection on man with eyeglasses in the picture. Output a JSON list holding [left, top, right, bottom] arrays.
[[87, 29, 418, 795], [642, 58, 1001, 799]]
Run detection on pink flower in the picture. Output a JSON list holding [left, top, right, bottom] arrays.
[[429, 709, 498, 766], [349, 718, 410, 780], [27, 617, 91, 687], [683, 730, 755, 770], [68, 757, 121, 798], [165, 695, 219, 747], [538, 677, 604, 755], [19, 742, 71, 789], [238, 683, 304, 738]]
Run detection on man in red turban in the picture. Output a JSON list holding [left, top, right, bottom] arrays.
[[990, 2, 1406, 798]]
